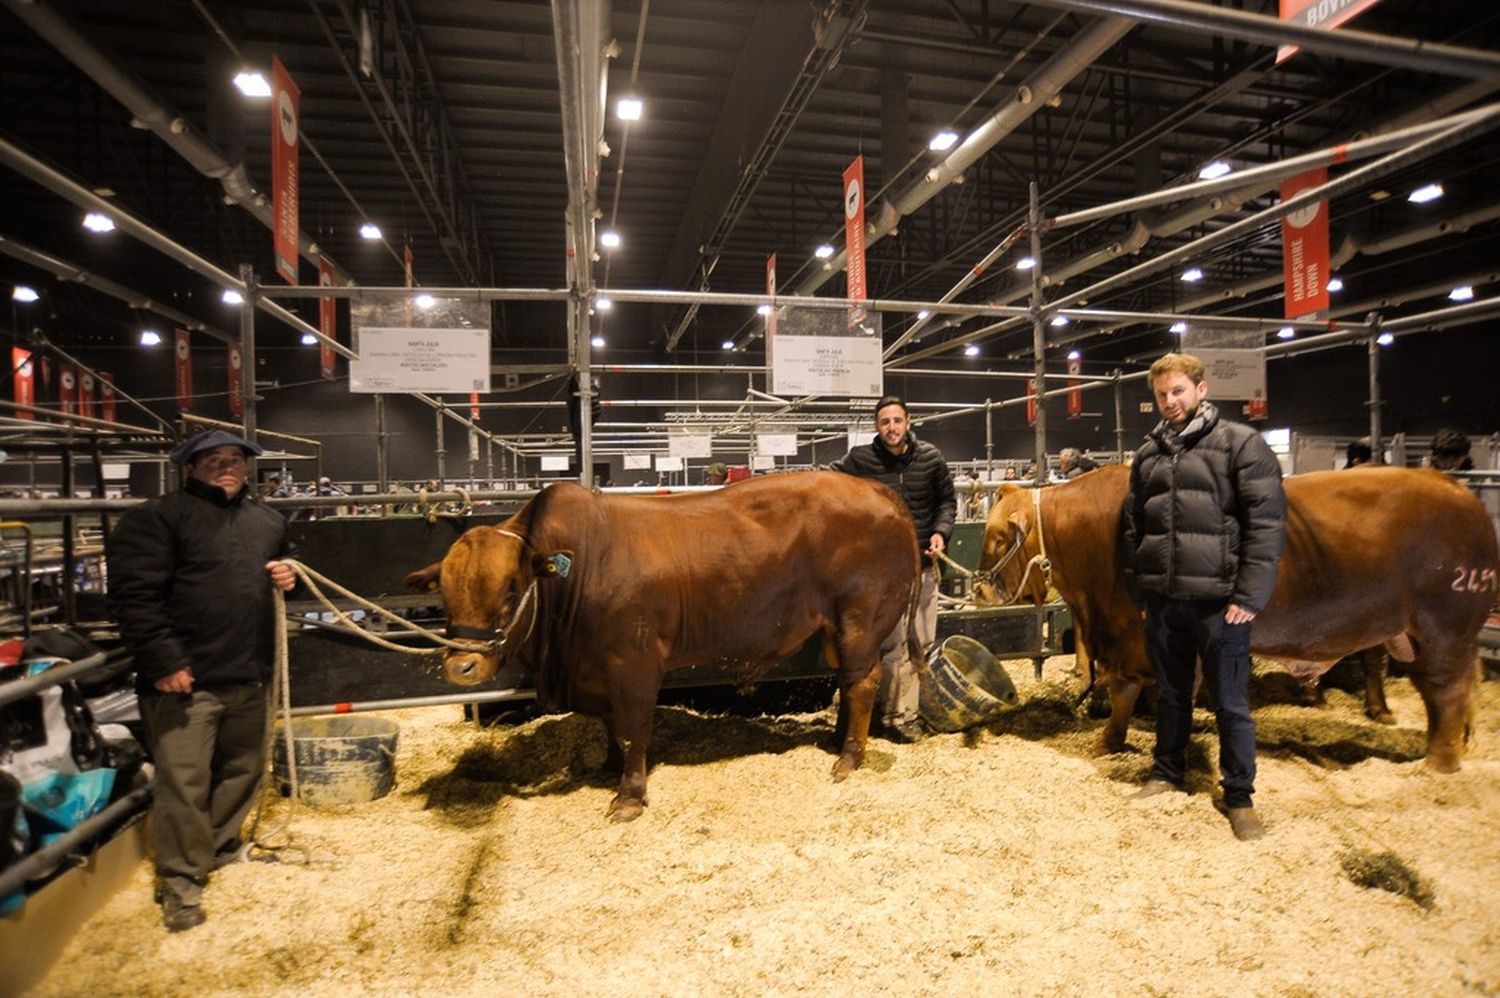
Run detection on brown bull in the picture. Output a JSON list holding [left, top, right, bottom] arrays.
[[405, 471, 922, 821], [977, 464, 1497, 772]]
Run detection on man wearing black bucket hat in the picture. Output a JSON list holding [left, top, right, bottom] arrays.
[[832, 395, 955, 742], [107, 429, 296, 931]]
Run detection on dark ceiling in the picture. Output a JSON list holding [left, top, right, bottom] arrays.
[[2, 0, 1499, 383]]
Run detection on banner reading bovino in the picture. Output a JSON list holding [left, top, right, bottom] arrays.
[[1277, 0, 1383, 63], [349, 297, 491, 394]]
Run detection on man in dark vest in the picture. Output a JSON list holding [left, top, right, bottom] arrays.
[[832, 395, 955, 741], [1123, 353, 1286, 841]]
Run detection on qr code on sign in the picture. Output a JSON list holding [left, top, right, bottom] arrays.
[[473, 379, 485, 391]]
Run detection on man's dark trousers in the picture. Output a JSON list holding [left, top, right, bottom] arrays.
[[1143, 595, 1256, 808]]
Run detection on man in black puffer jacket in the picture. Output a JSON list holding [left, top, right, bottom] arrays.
[[1122, 353, 1286, 841], [832, 395, 956, 741], [108, 430, 296, 931]]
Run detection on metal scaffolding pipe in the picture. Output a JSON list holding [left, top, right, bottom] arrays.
[[1021, 0, 1500, 81]]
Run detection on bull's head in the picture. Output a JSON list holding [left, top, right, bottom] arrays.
[[973, 484, 1050, 606], [403, 526, 571, 686]]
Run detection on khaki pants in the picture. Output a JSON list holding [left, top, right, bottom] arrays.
[[878, 567, 939, 727], [139, 683, 267, 904]]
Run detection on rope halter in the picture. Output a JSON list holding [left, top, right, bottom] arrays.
[[974, 486, 1053, 604]]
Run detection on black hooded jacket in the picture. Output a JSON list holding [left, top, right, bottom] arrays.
[[108, 477, 292, 692], [1123, 401, 1286, 612], [832, 431, 956, 560]]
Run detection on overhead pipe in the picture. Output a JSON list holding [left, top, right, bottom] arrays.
[[0, 137, 355, 359], [895, 80, 1500, 365], [1020, 0, 1500, 82], [3, 0, 354, 285], [794, 16, 1134, 295], [0, 235, 237, 345]]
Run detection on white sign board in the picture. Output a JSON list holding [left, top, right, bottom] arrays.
[[668, 434, 713, 458], [655, 455, 684, 472], [771, 335, 882, 397], [623, 453, 653, 470], [102, 462, 131, 481], [1194, 348, 1266, 401], [752, 454, 777, 470], [540, 454, 570, 471], [349, 326, 491, 394], [755, 432, 798, 456]]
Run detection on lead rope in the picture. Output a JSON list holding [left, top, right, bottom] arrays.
[[1011, 486, 1054, 599]]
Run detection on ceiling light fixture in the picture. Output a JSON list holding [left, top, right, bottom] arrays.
[[222, 289, 244, 305], [1016, 257, 1036, 270], [233, 70, 272, 98], [1408, 182, 1444, 203], [599, 231, 621, 249], [814, 244, 835, 259], [1198, 161, 1232, 180], [916, 310, 931, 320], [1326, 276, 1344, 293], [1277, 326, 1296, 340], [82, 212, 115, 233], [1066, 349, 1081, 361], [1170, 321, 1187, 334], [359, 221, 382, 240], [1050, 315, 1069, 328], [414, 293, 436, 309], [301, 333, 318, 346], [721, 340, 736, 351], [11, 285, 39, 303], [139, 329, 162, 346], [1180, 267, 1204, 283], [756, 304, 772, 316], [590, 335, 606, 348], [964, 344, 980, 357], [1449, 285, 1475, 301], [616, 97, 643, 121], [1376, 332, 1395, 346], [595, 296, 613, 312], [928, 130, 959, 152]]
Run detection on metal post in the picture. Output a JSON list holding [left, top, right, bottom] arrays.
[[984, 398, 994, 480], [1113, 369, 1126, 463], [375, 395, 389, 493], [434, 403, 446, 489], [1028, 182, 1047, 486], [239, 265, 258, 446], [485, 439, 494, 486], [1367, 312, 1384, 463], [60, 447, 76, 626]]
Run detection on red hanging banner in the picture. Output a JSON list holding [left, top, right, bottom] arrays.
[[1277, 0, 1383, 63], [59, 362, 78, 417], [99, 372, 117, 423], [1067, 357, 1083, 419], [1280, 167, 1330, 321], [319, 256, 337, 381], [227, 344, 245, 416], [469, 392, 481, 422], [40, 356, 52, 395], [843, 155, 867, 326], [79, 370, 97, 420], [1026, 377, 1037, 428], [12, 348, 34, 420], [1247, 397, 1269, 421], [272, 55, 301, 284], [174, 328, 194, 412]]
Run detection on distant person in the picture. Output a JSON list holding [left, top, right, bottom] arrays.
[[832, 395, 956, 742], [1058, 448, 1098, 480], [108, 430, 296, 931], [1123, 352, 1286, 842], [703, 462, 728, 486], [1428, 428, 1473, 471], [1345, 439, 1373, 468], [262, 475, 291, 499]]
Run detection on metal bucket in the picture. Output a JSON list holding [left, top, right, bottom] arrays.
[[271, 716, 398, 806], [919, 635, 1019, 733]]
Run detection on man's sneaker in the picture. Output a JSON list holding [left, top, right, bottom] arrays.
[[160, 891, 206, 932], [1227, 806, 1265, 841], [1127, 778, 1182, 800]]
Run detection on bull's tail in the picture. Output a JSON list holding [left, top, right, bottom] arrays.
[[906, 558, 926, 672]]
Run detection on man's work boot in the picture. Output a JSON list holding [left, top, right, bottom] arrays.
[[1227, 806, 1265, 841], [1127, 778, 1181, 800], [886, 717, 927, 744], [160, 889, 206, 932]]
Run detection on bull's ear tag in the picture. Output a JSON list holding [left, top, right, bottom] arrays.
[[547, 553, 572, 577]]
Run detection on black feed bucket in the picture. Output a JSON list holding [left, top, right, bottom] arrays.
[[919, 635, 1019, 733]]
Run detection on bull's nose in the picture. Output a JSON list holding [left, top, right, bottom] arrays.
[[443, 653, 486, 685]]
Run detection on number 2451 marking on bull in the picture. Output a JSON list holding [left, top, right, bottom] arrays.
[[1451, 567, 1499, 593]]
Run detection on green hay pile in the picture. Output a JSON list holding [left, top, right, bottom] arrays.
[[1340, 847, 1435, 910]]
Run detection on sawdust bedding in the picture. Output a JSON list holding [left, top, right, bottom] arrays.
[[28, 658, 1500, 997]]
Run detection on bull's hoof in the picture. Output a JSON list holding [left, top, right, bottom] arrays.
[[1424, 753, 1462, 775], [607, 795, 646, 822], [1093, 730, 1128, 756], [1366, 709, 1396, 725], [830, 753, 863, 782]]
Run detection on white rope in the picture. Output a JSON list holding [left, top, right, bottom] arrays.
[[243, 586, 309, 865]]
